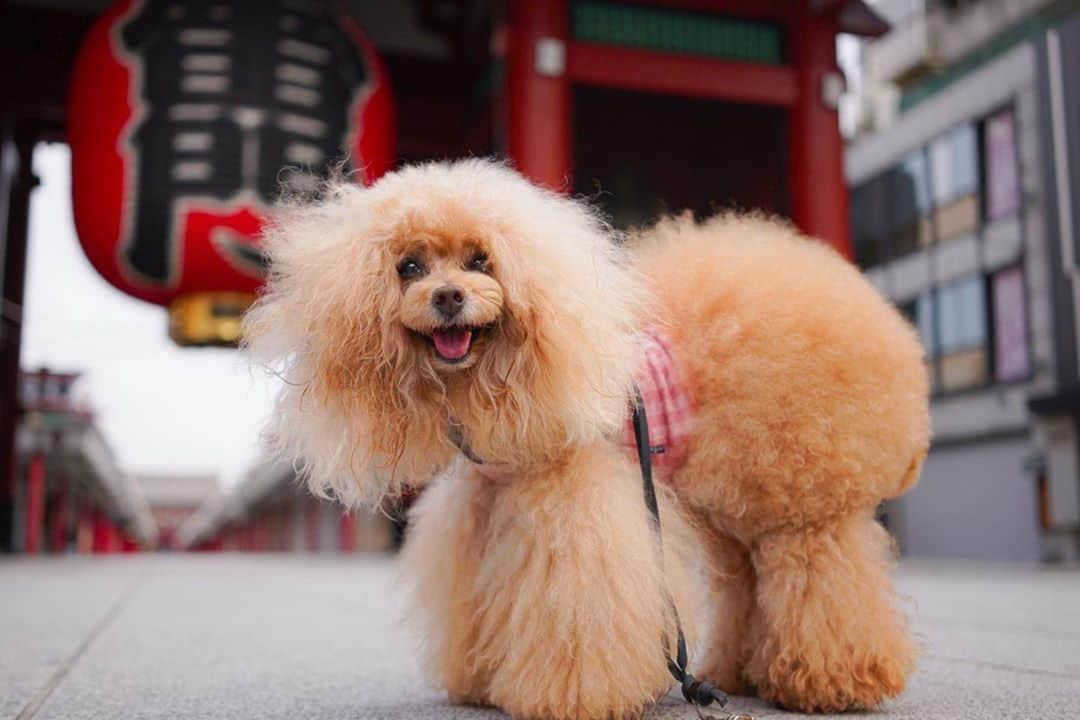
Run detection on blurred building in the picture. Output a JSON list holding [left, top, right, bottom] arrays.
[[6, 369, 156, 553], [847, 0, 1080, 561], [132, 472, 220, 550], [176, 459, 397, 553]]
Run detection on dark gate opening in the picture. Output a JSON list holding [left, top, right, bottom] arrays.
[[572, 85, 790, 229]]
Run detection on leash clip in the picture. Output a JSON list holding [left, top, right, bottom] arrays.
[[681, 673, 728, 708]]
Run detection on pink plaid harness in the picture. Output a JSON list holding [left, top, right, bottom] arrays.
[[622, 326, 694, 480], [460, 326, 694, 482]]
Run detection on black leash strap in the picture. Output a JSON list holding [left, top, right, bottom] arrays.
[[631, 385, 729, 712], [448, 419, 486, 465]]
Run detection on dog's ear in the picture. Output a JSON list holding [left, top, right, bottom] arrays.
[[457, 173, 650, 465], [244, 183, 450, 507]]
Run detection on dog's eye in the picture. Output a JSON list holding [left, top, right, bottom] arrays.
[[466, 252, 489, 273], [397, 258, 425, 279]]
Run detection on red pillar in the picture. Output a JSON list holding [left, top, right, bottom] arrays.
[[259, 515, 270, 551], [787, 11, 852, 259], [24, 453, 45, 554], [48, 481, 68, 553], [91, 509, 118, 553], [305, 498, 319, 552], [76, 502, 93, 553], [280, 506, 293, 552], [273, 509, 286, 551], [91, 509, 107, 553], [340, 510, 356, 553], [202, 537, 223, 552], [505, 0, 571, 191]]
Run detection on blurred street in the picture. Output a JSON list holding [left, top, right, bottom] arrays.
[[2, 556, 1079, 720]]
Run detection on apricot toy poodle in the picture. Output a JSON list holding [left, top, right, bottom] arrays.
[[244, 160, 930, 719]]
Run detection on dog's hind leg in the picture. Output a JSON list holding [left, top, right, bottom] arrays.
[[694, 522, 755, 695], [744, 513, 917, 713]]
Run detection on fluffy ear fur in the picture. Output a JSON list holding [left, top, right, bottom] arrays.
[[244, 160, 649, 506]]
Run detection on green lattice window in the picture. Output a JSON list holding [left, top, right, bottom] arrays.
[[572, 1, 783, 64]]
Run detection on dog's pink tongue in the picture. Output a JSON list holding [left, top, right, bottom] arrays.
[[432, 327, 472, 360]]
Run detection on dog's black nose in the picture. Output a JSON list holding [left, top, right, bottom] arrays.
[[432, 284, 466, 319]]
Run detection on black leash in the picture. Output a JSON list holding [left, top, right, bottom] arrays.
[[447, 419, 486, 465], [631, 385, 730, 712]]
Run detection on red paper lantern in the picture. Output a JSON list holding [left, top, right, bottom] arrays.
[[68, 0, 394, 345]]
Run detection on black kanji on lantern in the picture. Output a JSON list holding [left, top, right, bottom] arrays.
[[117, 0, 371, 284]]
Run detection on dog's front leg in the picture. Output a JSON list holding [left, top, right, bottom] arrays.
[[468, 443, 694, 720], [402, 468, 498, 706]]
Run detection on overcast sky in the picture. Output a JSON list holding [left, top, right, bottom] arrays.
[[22, 144, 279, 488]]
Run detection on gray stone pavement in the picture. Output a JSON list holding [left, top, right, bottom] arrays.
[[2, 555, 1079, 720]]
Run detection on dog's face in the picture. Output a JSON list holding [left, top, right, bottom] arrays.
[[391, 231, 503, 372], [245, 160, 647, 505]]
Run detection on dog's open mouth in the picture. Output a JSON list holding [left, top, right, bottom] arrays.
[[432, 326, 473, 362], [421, 325, 491, 363]]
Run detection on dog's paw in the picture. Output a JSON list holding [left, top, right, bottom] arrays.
[[753, 648, 910, 713], [446, 691, 493, 708]]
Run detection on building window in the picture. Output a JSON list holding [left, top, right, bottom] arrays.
[[850, 104, 1031, 397], [850, 119, 989, 268], [930, 123, 980, 241], [991, 265, 1030, 381], [984, 109, 1020, 220], [851, 173, 889, 268], [912, 268, 1030, 396], [936, 275, 989, 392], [890, 149, 933, 255], [930, 123, 980, 205], [914, 293, 939, 393]]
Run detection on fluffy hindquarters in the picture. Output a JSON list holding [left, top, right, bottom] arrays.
[[634, 214, 930, 534]]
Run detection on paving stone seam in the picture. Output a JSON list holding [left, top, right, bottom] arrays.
[[14, 575, 147, 720], [925, 654, 1080, 680], [915, 616, 1080, 639]]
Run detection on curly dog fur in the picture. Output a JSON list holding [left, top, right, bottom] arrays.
[[245, 160, 930, 718]]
